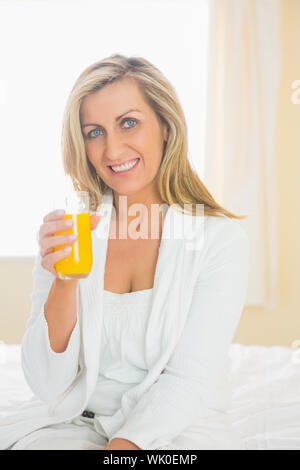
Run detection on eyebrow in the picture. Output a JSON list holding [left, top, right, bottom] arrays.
[[81, 109, 142, 128]]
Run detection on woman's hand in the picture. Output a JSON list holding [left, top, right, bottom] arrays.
[[101, 438, 141, 450], [37, 210, 101, 277]]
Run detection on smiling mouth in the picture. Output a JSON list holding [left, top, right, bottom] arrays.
[[108, 158, 140, 174]]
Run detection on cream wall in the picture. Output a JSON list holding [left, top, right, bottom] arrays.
[[234, 0, 300, 346], [0, 0, 299, 346], [0, 258, 34, 345]]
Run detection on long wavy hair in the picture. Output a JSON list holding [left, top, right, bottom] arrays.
[[61, 53, 246, 219]]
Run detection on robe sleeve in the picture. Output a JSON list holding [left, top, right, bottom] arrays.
[[21, 252, 81, 402], [108, 220, 249, 450]]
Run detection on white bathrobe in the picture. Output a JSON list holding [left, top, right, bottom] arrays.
[[0, 188, 249, 450]]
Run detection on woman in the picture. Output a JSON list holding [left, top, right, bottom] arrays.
[[1, 54, 249, 450]]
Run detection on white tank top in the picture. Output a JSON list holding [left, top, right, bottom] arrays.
[[86, 288, 153, 416]]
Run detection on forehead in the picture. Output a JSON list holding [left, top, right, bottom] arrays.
[[80, 78, 149, 120]]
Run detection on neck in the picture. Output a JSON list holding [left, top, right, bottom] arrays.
[[111, 185, 166, 240]]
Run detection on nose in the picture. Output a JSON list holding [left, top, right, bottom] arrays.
[[104, 132, 127, 164]]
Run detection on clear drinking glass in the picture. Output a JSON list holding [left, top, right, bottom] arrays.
[[53, 190, 93, 280]]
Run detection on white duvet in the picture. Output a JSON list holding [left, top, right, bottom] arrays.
[[0, 342, 300, 450]]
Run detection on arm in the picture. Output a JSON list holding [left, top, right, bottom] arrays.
[[21, 252, 81, 402], [106, 222, 249, 450], [44, 277, 78, 353]]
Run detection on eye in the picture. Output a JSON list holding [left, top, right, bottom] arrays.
[[86, 118, 137, 139], [123, 118, 137, 129], [88, 129, 102, 139]]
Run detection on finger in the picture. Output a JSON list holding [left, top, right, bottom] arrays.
[[39, 218, 73, 241], [90, 213, 101, 231], [43, 209, 66, 223], [40, 233, 77, 257], [41, 246, 72, 274], [39, 210, 67, 241]]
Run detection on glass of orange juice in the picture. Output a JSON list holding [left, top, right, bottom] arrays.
[[54, 190, 93, 280]]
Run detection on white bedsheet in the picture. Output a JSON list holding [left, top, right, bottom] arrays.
[[0, 342, 300, 450]]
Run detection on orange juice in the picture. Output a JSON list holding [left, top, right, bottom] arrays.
[[54, 212, 93, 279]]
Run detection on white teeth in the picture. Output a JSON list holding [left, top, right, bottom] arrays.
[[111, 158, 139, 172]]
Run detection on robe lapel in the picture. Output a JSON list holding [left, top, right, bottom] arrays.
[[79, 189, 204, 409], [77, 189, 188, 411], [119, 200, 206, 412]]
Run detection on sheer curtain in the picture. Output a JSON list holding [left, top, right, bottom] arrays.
[[0, 0, 209, 257], [204, 0, 282, 309]]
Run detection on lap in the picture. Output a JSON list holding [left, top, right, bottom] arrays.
[[9, 416, 108, 450], [9, 410, 245, 451]]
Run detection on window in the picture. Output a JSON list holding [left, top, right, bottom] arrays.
[[0, 0, 209, 256]]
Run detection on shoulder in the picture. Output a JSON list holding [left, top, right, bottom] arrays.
[[202, 214, 249, 259], [204, 214, 248, 242]]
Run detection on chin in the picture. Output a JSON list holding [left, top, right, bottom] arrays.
[[112, 185, 144, 196]]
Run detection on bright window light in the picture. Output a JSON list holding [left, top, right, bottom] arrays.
[[0, 0, 209, 257]]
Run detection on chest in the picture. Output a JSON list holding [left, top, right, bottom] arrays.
[[104, 236, 161, 294]]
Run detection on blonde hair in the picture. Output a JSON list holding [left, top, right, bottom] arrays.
[[61, 53, 246, 219]]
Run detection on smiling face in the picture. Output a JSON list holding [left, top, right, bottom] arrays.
[[80, 78, 168, 201]]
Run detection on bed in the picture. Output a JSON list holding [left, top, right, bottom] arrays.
[[0, 342, 300, 450]]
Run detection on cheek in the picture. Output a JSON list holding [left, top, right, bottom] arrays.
[[85, 141, 102, 164], [138, 130, 162, 159]]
